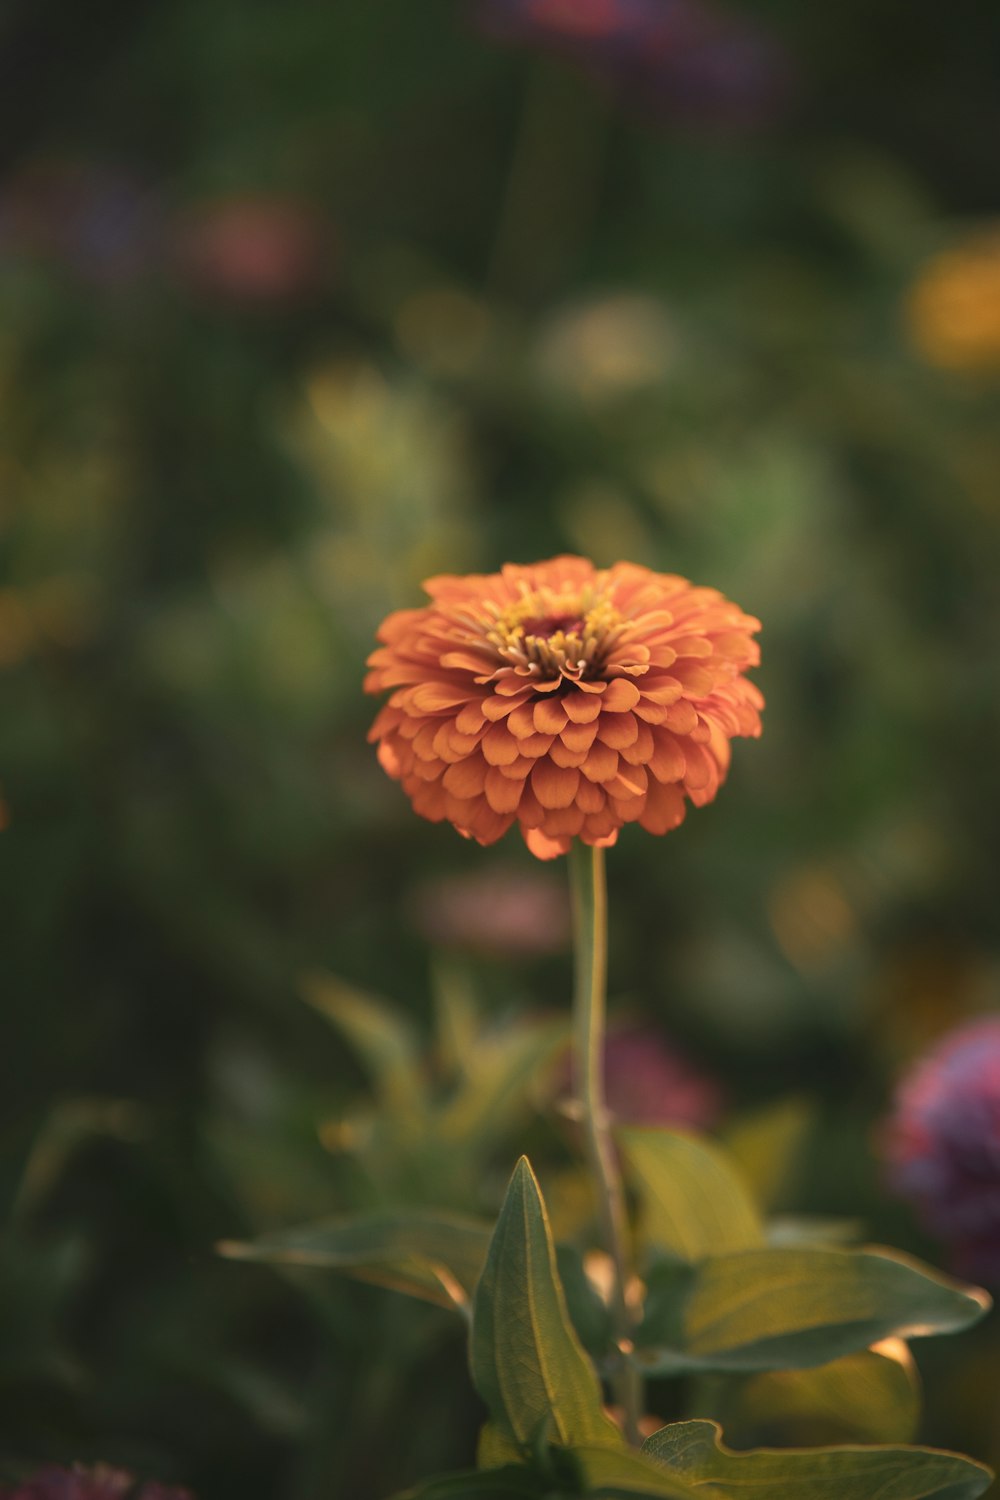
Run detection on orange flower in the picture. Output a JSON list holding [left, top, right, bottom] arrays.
[[365, 556, 762, 859]]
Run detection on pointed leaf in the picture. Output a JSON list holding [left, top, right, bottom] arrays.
[[618, 1127, 763, 1263], [642, 1419, 993, 1500], [302, 972, 426, 1118], [471, 1157, 622, 1450], [635, 1246, 989, 1375], [218, 1209, 491, 1312]]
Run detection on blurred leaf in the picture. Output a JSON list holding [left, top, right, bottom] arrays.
[[471, 1157, 621, 1450], [635, 1247, 989, 1375], [436, 1017, 566, 1154], [555, 1245, 615, 1360], [765, 1216, 863, 1248], [642, 1419, 993, 1499], [218, 1208, 492, 1312], [709, 1343, 920, 1447], [302, 972, 426, 1120], [618, 1127, 763, 1263], [721, 1098, 812, 1213]]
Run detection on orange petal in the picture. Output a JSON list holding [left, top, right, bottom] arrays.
[[662, 700, 699, 734], [455, 701, 487, 735], [523, 827, 572, 860], [563, 691, 603, 723], [498, 754, 534, 779], [484, 766, 524, 814], [640, 780, 687, 835], [582, 808, 620, 839], [600, 678, 641, 713], [531, 760, 581, 809], [504, 702, 536, 738], [534, 698, 568, 734], [516, 782, 548, 828], [639, 681, 683, 707], [412, 721, 442, 760], [410, 682, 473, 714], [607, 765, 648, 800], [443, 754, 488, 797], [575, 777, 606, 814], [620, 723, 654, 765], [649, 732, 686, 783], [596, 711, 639, 749], [376, 740, 402, 778], [482, 722, 521, 766], [539, 805, 585, 837], [482, 693, 526, 721], [519, 732, 555, 759], [581, 741, 619, 783], [560, 718, 599, 752], [549, 739, 588, 768], [433, 721, 483, 763]]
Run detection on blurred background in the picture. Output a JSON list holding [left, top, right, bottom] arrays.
[[2, 0, 1000, 1494]]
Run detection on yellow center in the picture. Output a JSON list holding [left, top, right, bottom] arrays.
[[483, 585, 624, 679]]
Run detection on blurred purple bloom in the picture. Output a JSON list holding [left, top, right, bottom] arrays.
[[882, 1017, 1000, 1282], [0, 158, 159, 286], [474, 0, 791, 127], [0, 1468, 191, 1500], [604, 1024, 724, 1129], [409, 867, 571, 956], [555, 1022, 724, 1129]]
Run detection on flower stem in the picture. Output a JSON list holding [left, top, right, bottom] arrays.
[[568, 841, 643, 1447]]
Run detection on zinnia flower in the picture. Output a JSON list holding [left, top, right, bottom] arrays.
[[365, 555, 762, 859], [0, 1467, 191, 1500], [882, 1017, 1000, 1283]]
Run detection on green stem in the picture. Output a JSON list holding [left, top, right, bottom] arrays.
[[568, 841, 643, 1447]]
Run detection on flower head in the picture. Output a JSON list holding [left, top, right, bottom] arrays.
[[882, 1018, 1000, 1282], [366, 555, 762, 859], [0, 1467, 191, 1500]]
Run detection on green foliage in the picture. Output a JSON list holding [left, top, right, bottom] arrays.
[[305, 970, 567, 1210], [618, 1127, 763, 1261], [636, 1245, 988, 1374], [642, 1420, 992, 1500], [703, 1345, 921, 1446], [218, 1208, 493, 1313], [471, 1158, 622, 1452]]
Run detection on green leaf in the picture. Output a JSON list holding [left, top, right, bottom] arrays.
[[573, 1444, 711, 1497], [471, 1156, 622, 1450], [722, 1098, 812, 1212], [642, 1419, 993, 1500], [555, 1245, 615, 1360], [217, 1208, 492, 1312], [710, 1344, 920, 1446], [618, 1127, 763, 1263], [635, 1246, 989, 1375], [302, 971, 426, 1119]]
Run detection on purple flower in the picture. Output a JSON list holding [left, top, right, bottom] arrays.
[[474, 0, 791, 127], [882, 1017, 1000, 1282], [0, 1467, 192, 1500], [0, 157, 160, 286]]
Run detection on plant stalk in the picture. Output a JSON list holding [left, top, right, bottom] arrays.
[[568, 841, 643, 1447]]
